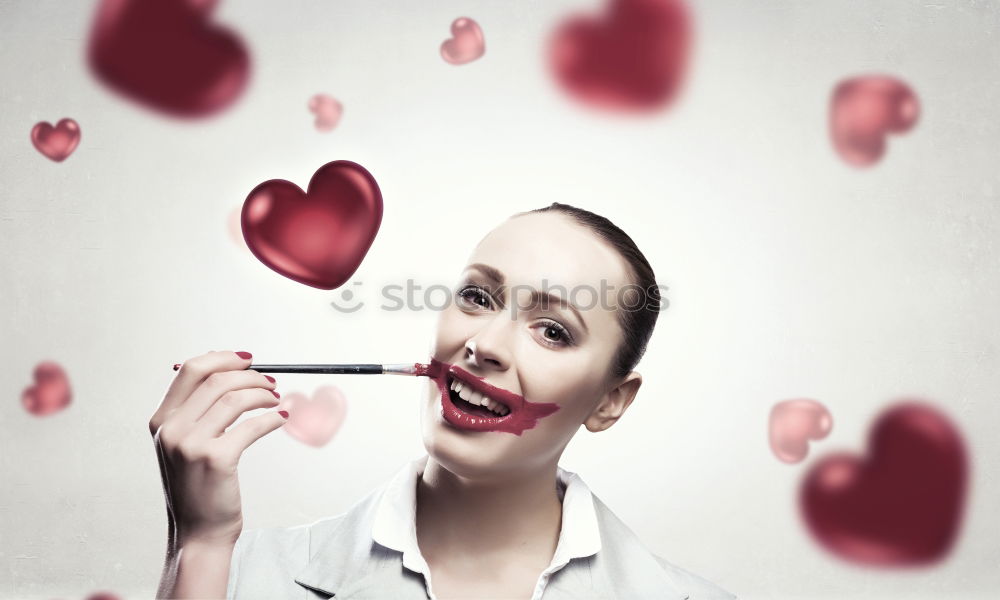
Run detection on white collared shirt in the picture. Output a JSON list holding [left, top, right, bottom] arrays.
[[370, 454, 603, 600]]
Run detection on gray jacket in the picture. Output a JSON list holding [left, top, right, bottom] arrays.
[[227, 482, 737, 599]]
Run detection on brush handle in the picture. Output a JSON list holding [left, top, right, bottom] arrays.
[[246, 364, 382, 375], [171, 362, 422, 375], [250, 363, 421, 375]]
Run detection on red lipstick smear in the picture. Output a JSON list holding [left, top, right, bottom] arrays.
[[414, 358, 559, 435]]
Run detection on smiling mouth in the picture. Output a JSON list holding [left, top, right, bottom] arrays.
[[425, 357, 560, 435], [446, 372, 511, 418]]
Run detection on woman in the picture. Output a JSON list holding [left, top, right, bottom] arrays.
[[150, 202, 737, 599]]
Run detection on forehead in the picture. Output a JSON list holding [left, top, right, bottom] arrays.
[[466, 212, 631, 291]]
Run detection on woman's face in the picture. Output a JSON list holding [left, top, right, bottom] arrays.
[[420, 211, 642, 480]]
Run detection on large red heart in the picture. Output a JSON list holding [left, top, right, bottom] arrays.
[[241, 160, 383, 290], [30, 118, 81, 162], [87, 0, 250, 117], [548, 0, 692, 112], [799, 401, 968, 566]]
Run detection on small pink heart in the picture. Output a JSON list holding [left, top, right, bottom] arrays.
[[307, 94, 343, 132], [227, 205, 249, 252], [21, 361, 72, 416], [830, 75, 920, 167], [278, 386, 348, 447], [769, 398, 833, 464], [31, 118, 81, 162], [440, 17, 485, 65]]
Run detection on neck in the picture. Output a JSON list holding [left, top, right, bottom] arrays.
[[415, 457, 563, 562]]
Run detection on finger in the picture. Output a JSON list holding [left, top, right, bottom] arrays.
[[151, 350, 254, 432], [187, 387, 281, 441], [216, 410, 290, 457], [170, 369, 276, 430]]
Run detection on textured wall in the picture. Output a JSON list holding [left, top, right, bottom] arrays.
[[2, 1, 999, 598]]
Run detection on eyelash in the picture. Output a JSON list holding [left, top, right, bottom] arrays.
[[456, 285, 575, 347]]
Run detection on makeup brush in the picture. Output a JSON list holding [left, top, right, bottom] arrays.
[[170, 362, 430, 376]]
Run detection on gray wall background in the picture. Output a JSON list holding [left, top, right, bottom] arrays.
[[2, 1, 999, 598]]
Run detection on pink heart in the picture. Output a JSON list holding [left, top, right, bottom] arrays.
[[278, 386, 348, 447], [440, 17, 485, 65], [31, 118, 81, 162], [830, 75, 920, 167], [307, 94, 343, 132], [769, 399, 833, 464], [227, 205, 249, 252], [21, 361, 72, 416]]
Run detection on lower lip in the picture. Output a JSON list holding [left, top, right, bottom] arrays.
[[440, 383, 513, 432], [424, 358, 560, 436]]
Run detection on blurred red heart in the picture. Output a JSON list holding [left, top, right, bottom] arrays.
[[830, 75, 919, 167], [800, 401, 967, 566], [21, 361, 72, 416], [87, 0, 250, 117], [549, 0, 692, 112], [31, 119, 81, 162], [241, 160, 383, 290]]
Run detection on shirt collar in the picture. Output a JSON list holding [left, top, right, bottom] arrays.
[[371, 454, 602, 571]]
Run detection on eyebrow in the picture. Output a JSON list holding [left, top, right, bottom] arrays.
[[463, 263, 590, 335]]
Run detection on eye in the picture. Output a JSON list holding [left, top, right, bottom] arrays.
[[456, 285, 493, 310], [534, 319, 573, 347]]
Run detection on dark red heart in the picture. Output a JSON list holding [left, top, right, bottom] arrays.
[[800, 401, 968, 566], [87, 0, 250, 118], [242, 160, 383, 290], [548, 0, 692, 112]]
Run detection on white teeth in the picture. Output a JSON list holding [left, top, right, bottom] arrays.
[[450, 377, 510, 416]]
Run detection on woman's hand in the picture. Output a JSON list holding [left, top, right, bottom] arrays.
[[148, 350, 288, 550]]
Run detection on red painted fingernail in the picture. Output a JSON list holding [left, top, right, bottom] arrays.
[[264, 375, 275, 383], [271, 390, 281, 399], [235, 351, 252, 359], [278, 410, 289, 419], [172, 363, 181, 371]]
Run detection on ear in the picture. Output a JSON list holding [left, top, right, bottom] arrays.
[[584, 371, 642, 433]]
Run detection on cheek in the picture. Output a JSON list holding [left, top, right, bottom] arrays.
[[436, 305, 475, 346], [529, 366, 602, 422]]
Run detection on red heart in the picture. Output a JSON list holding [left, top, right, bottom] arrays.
[[31, 118, 81, 162], [21, 361, 72, 417], [548, 0, 692, 112], [241, 160, 383, 290], [800, 401, 968, 566], [86, 0, 250, 117], [829, 75, 920, 167]]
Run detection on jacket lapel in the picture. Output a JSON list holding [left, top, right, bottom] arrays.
[[293, 486, 426, 599]]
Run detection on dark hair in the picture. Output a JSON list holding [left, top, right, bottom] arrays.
[[513, 202, 663, 382]]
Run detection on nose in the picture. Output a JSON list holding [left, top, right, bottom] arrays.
[[463, 316, 511, 372]]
